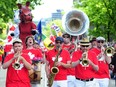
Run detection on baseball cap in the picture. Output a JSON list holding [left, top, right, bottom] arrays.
[[55, 37, 64, 43], [13, 38, 22, 44], [96, 36, 105, 41]]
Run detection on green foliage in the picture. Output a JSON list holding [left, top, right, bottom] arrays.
[[74, 0, 116, 42], [0, 0, 42, 39], [0, 0, 42, 22], [43, 19, 64, 37]]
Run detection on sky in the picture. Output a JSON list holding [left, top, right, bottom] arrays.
[[32, 0, 73, 21]]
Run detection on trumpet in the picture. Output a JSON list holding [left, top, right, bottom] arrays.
[[105, 47, 115, 57], [12, 52, 21, 70], [82, 51, 89, 66]]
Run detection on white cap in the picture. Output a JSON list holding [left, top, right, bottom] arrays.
[[96, 36, 105, 41], [13, 38, 22, 44]]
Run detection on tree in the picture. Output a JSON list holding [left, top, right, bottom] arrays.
[[74, 0, 116, 42], [0, 0, 42, 22]]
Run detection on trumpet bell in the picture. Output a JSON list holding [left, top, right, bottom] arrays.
[[62, 9, 89, 36], [13, 62, 20, 69], [82, 59, 89, 66], [105, 47, 115, 57]]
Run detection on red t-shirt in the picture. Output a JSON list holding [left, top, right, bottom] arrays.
[[4, 53, 31, 87], [62, 44, 75, 76], [91, 47, 110, 78], [23, 48, 43, 60], [72, 50, 98, 79], [62, 43, 75, 53], [46, 49, 70, 80]]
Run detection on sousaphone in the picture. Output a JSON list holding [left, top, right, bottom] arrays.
[[62, 9, 89, 36]]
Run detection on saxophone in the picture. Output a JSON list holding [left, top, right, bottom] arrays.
[[47, 46, 61, 87]]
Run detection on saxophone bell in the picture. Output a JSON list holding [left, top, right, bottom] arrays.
[[51, 67, 59, 74]]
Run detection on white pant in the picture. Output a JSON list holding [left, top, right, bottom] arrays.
[[52, 80, 67, 87], [75, 79, 96, 87], [94, 78, 109, 87], [67, 75, 76, 87], [31, 84, 39, 87]]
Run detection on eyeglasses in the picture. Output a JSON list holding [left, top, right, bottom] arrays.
[[97, 40, 104, 43], [55, 41, 62, 44], [81, 45, 89, 47]]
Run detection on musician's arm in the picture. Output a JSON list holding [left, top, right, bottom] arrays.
[[71, 59, 81, 68], [21, 56, 32, 70], [105, 55, 111, 64], [2, 58, 15, 69], [60, 61, 71, 68], [45, 60, 50, 78]]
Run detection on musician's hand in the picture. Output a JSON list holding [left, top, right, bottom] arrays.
[[46, 73, 50, 79], [97, 53, 103, 59], [14, 51, 21, 59], [55, 62, 62, 67]]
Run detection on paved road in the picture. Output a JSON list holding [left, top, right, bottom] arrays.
[[0, 65, 116, 87]]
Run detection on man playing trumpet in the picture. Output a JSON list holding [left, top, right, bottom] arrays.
[[2, 39, 32, 87], [90, 36, 111, 87], [71, 38, 99, 87]]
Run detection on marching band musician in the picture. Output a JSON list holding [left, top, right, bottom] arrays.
[[71, 38, 99, 87], [45, 36, 71, 87], [90, 37, 97, 49], [2, 38, 32, 87], [62, 33, 76, 87], [23, 36, 43, 87], [90, 36, 111, 87]]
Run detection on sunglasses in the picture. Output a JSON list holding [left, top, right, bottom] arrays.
[[97, 40, 104, 43], [81, 45, 89, 47], [55, 41, 62, 44], [63, 35, 70, 38]]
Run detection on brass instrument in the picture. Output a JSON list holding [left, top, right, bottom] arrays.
[[62, 9, 89, 36], [105, 47, 115, 57], [82, 51, 89, 66], [13, 56, 20, 70], [47, 47, 61, 87], [12, 52, 21, 70]]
